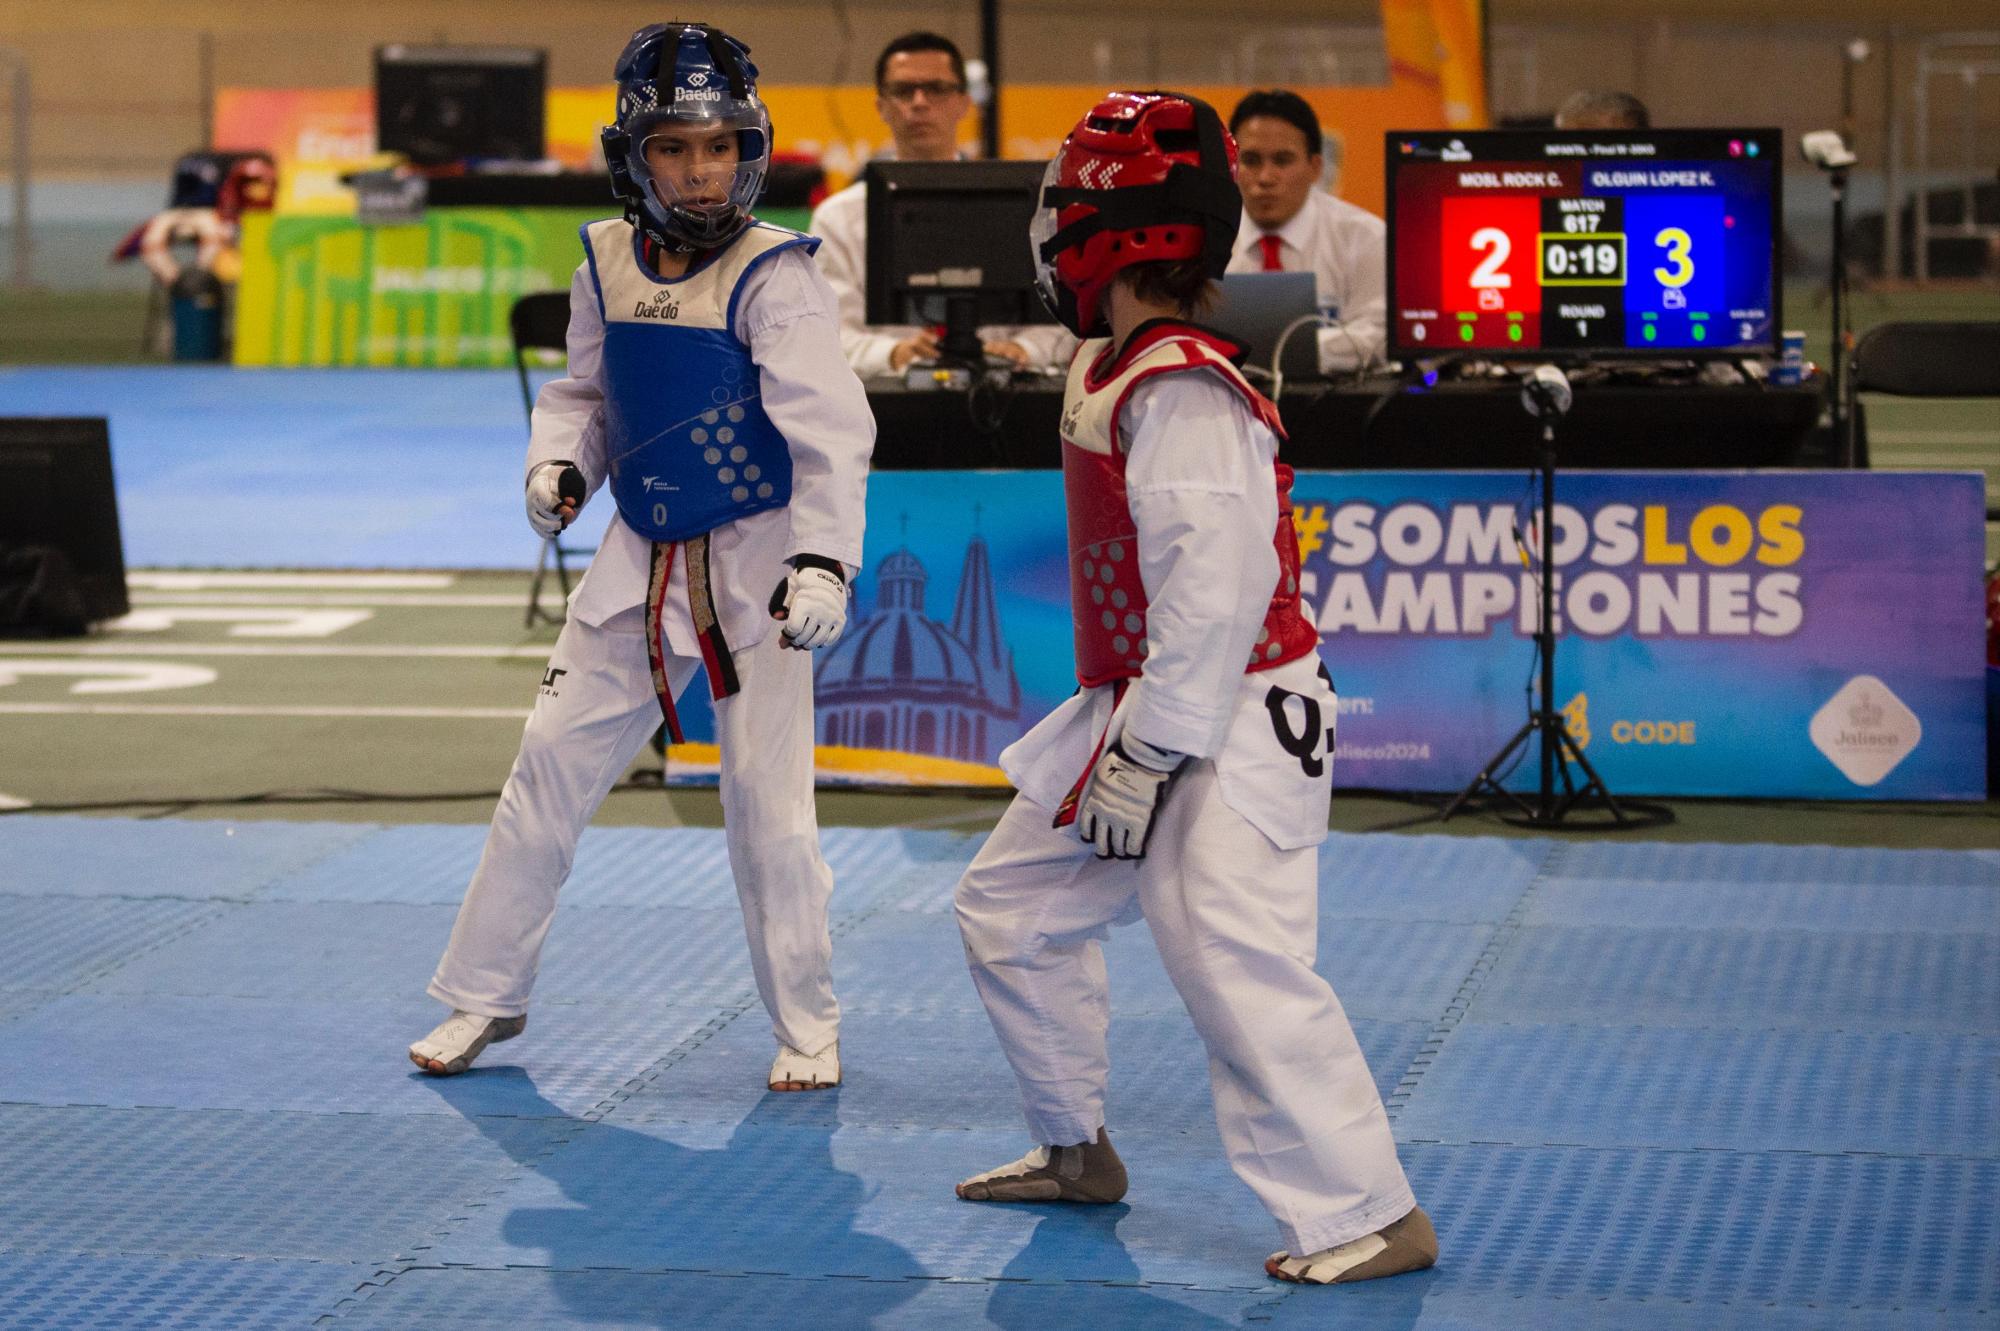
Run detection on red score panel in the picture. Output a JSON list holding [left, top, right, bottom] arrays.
[[1441, 195, 1541, 314]]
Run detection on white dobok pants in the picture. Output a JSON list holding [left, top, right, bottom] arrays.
[[429, 609, 839, 1056], [954, 760, 1416, 1256]]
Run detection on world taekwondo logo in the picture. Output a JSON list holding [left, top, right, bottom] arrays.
[[1809, 675, 1921, 787]]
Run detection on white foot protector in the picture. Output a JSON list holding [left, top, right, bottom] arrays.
[[408, 1010, 527, 1077], [768, 1040, 840, 1091], [1266, 1206, 1438, 1285]]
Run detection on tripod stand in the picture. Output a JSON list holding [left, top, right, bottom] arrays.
[[1441, 365, 1661, 829]]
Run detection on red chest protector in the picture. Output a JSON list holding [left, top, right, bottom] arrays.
[[1058, 320, 1319, 689]]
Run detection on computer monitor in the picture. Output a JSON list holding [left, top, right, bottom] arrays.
[[1209, 273, 1323, 384], [375, 45, 547, 167], [863, 160, 1054, 363], [1386, 128, 1781, 360], [0, 417, 128, 627]]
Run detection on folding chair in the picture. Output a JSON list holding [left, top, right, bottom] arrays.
[[1849, 321, 2000, 479], [512, 291, 594, 627]]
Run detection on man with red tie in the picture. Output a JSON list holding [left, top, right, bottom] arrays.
[[1225, 90, 1386, 374]]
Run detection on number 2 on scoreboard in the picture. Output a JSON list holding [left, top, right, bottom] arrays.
[[1653, 226, 1695, 289], [1470, 227, 1513, 289]]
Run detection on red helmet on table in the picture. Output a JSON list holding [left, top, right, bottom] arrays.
[[1031, 91, 1242, 338]]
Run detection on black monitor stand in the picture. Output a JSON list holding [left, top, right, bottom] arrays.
[[937, 293, 986, 367]]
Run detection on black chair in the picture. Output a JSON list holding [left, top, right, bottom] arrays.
[[1849, 321, 2000, 479], [512, 291, 593, 627]]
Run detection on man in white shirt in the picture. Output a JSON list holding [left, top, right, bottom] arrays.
[[1225, 90, 1385, 375], [808, 32, 1072, 377]]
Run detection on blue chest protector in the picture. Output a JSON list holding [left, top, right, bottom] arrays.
[[579, 218, 816, 543]]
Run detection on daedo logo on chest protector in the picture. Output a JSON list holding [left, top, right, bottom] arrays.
[[632, 290, 681, 321]]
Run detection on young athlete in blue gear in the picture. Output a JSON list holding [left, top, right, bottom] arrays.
[[950, 91, 1437, 1285], [409, 22, 872, 1093]]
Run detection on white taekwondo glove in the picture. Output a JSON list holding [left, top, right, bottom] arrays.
[[1075, 731, 1186, 860], [769, 556, 848, 650], [525, 460, 584, 539]]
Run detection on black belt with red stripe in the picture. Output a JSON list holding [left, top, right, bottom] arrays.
[[644, 534, 742, 744]]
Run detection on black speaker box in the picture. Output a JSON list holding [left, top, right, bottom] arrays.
[[0, 417, 130, 625]]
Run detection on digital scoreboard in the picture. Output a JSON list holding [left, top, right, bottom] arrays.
[[1386, 129, 1780, 359]]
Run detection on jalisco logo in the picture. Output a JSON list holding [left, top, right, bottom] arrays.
[[1292, 498, 1808, 640], [1809, 675, 1921, 786]]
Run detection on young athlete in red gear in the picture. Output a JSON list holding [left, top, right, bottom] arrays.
[[950, 91, 1437, 1286]]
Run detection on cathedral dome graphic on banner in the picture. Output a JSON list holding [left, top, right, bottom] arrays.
[[814, 534, 1023, 763]]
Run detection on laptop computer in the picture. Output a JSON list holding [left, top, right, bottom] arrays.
[[1208, 272, 1323, 384]]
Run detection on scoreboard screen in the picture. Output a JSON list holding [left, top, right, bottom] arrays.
[[1386, 129, 1780, 359]]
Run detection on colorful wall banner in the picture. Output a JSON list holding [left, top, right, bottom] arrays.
[[231, 208, 598, 367], [232, 206, 813, 368], [663, 470, 1987, 801]]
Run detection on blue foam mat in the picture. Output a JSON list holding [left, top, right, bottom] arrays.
[[1545, 841, 2000, 889], [0, 1103, 569, 1262], [1401, 1143, 1998, 1310], [418, 1110, 1295, 1292], [611, 1003, 1426, 1137], [1472, 925, 2000, 1033], [0, 895, 223, 991], [0, 1253, 383, 1331], [0, 816, 369, 900], [1396, 1024, 1999, 1156], [0, 994, 723, 1118], [825, 902, 1499, 1026], [328, 1265, 1292, 1331], [2, 816, 1994, 1330], [1318, 832, 1551, 924], [259, 821, 973, 916], [1528, 874, 2000, 933]]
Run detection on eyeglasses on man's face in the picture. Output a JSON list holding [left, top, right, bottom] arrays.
[[880, 80, 966, 103]]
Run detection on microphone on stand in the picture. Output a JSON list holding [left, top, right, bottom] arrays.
[[1521, 364, 1573, 420]]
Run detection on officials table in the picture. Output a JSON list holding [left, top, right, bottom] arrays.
[[866, 373, 1825, 471]]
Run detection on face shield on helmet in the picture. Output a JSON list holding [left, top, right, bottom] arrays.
[[1029, 92, 1242, 338], [624, 104, 770, 248], [604, 24, 771, 251]]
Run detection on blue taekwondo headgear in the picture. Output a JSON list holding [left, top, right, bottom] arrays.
[[602, 22, 771, 252]]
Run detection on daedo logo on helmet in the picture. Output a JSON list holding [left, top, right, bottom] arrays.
[[602, 21, 771, 251]]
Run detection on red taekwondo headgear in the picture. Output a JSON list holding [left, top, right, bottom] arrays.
[[1030, 91, 1243, 338]]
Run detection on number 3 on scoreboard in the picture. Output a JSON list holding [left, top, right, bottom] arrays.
[[1653, 227, 1695, 289], [1470, 227, 1513, 289]]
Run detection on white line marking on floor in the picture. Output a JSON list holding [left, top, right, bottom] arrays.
[[0, 660, 218, 695], [0, 792, 30, 810], [131, 593, 533, 607], [0, 703, 530, 719], [128, 572, 459, 590], [0, 644, 549, 658], [106, 608, 376, 637]]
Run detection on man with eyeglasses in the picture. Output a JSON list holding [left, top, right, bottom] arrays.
[[809, 31, 1072, 376]]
